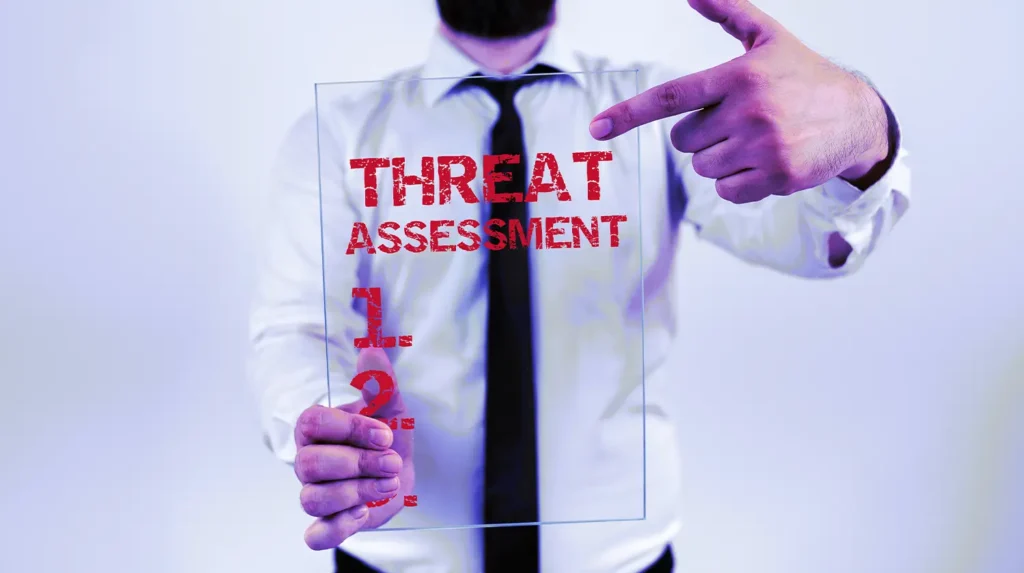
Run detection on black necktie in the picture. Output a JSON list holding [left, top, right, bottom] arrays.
[[460, 64, 557, 572]]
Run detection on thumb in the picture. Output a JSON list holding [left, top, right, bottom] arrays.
[[688, 0, 781, 50], [351, 347, 407, 419]]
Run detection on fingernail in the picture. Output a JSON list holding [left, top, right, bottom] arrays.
[[349, 504, 369, 519], [369, 428, 392, 448], [378, 453, 402, 474], [376, 477, 400, 493], [589, 117, 613, 139]]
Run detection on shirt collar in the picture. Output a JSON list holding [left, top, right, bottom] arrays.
[[420, 27, 581, 106]]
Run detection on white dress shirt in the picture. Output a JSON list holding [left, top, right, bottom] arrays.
[[249, 29, 911, 573]]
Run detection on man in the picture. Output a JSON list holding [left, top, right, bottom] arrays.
[[249, 0, 910, 571]]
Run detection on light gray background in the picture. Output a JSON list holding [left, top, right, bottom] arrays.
[[1, 1, 1021, 572]]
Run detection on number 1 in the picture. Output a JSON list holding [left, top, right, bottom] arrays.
[[352, 287, 413, 349]]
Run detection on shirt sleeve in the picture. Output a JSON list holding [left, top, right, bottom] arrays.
[[248, 104, 366, 465], [644, 64, 912, 278]]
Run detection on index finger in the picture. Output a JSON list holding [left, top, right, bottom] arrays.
[[590, 67, 726, 141], [294, 405, 395, 450]]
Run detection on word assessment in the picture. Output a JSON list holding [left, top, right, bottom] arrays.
[[343, 151, 632, 255]]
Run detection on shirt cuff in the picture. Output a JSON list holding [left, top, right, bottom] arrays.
[[809, 145, 911, 254]]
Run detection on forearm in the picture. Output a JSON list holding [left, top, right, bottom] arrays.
[[252, 107, 366, 464], [251, 336, 331, 464]]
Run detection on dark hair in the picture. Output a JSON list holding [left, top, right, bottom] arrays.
[[437, 0, 555, 39]]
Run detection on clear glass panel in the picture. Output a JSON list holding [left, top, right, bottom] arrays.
[[315, 69, 646, 531]]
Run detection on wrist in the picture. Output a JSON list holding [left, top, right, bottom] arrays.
[[840, 80, 890, 182], [841, 77, 900, 190]]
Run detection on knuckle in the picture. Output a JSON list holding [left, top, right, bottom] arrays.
[[745, 102, 778, 127], [656, 83, 685, 114], [299, 485, 326, 516], [294, 448, 322, 482], [360, 480, 383, 502], [357, 448, 378, 475], [691, 73, 718, 104], [295, 407, 324, 443], [345, 414, 366, 442], [734, 61, 771, 90]]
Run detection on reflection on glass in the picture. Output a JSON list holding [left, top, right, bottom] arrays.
[[317, 70, 646, 531]]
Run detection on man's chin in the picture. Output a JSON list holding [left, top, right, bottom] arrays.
[[436, 0, 555, 40]]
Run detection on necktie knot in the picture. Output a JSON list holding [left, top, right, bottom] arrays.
[[459, 63, 560, 106]]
